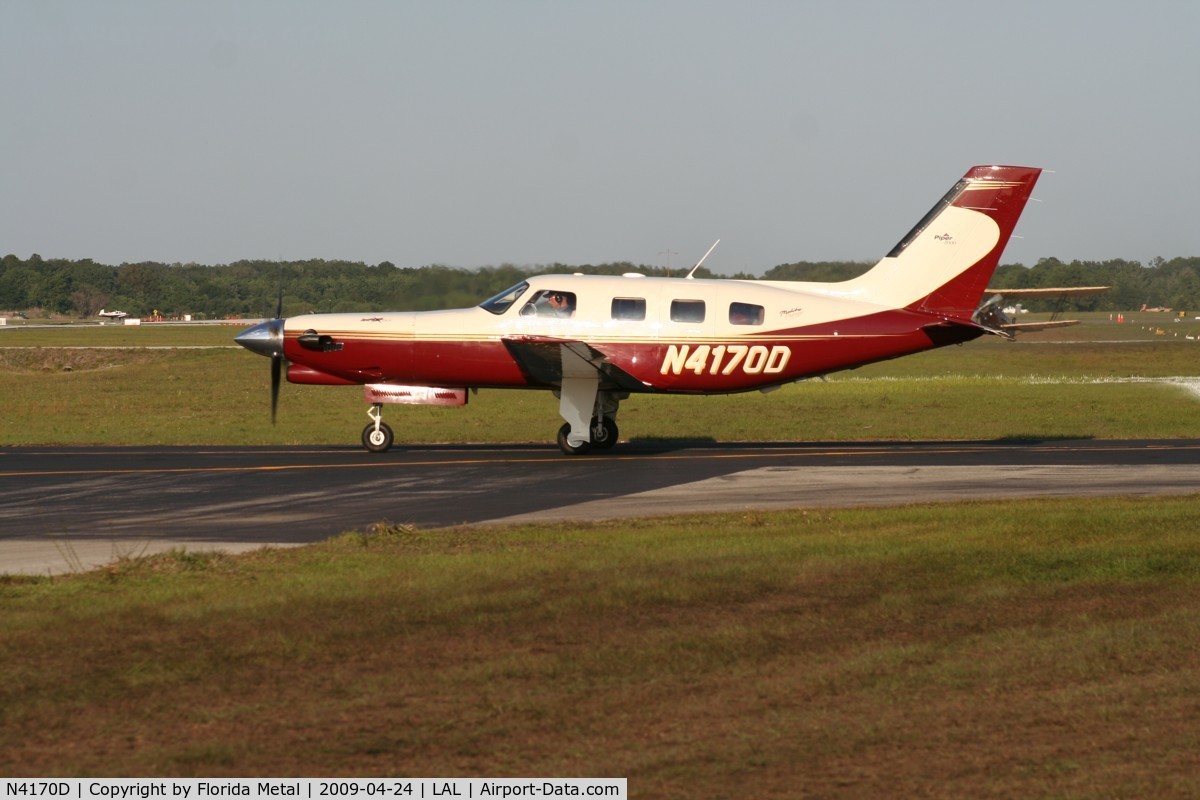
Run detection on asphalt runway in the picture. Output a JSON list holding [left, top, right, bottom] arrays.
[[3, 438, 1200, 575]]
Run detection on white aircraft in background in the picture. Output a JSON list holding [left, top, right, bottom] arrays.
[[97, 309, 128, 319], [237, 165, 1045, 454]]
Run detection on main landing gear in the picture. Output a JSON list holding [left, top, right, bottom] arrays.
[[362, 403, 394, 453], [554, 387, 625, 456], [556, 416, 618, 456]]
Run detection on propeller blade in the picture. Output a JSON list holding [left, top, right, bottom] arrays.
[[270, 353, 282, 424], [272, 282, 283, 423]]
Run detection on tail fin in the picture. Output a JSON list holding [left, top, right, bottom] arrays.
[[834, 165, 1042, 320]]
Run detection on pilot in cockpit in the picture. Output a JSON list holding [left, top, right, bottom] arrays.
[[545, 291, 575, 317], [523, 290, 576, 318]]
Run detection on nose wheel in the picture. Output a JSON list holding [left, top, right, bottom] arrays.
[[362, 403, 395, 453]]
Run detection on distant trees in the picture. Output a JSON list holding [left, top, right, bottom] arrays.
[[2, 253, 1200, 318], [760, 261, 872, 282]]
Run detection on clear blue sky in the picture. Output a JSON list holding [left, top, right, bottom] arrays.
[[3, 1, 1197, 275]]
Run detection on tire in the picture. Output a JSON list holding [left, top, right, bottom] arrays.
[[556, 423, 592, 455], [362, 422, 395, 453], [590, 417, 618, 449]]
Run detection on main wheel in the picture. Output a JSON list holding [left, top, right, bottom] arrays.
[[590, 417, 618, 449], [362, 421, 395, 453], [556, 423, 592, 455]]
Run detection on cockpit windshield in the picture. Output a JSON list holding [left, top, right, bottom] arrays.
[[479, 281, 529, 315]]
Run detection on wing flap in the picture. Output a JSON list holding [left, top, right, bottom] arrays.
[[501, 336, 647, 391]]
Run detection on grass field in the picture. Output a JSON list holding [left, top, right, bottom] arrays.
[[3, 316, 1200, 795], [3, 499, 1200, 797]]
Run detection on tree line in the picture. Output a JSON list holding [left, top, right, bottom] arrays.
[[2, 253, 1199, 319]]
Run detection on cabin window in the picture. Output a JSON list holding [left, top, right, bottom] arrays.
[[520, 289, 576, 318], [670, 299, 706, 323], [611, 297, 646, 321], [729, 302, 765, 325], [479, 281, 529, 315]]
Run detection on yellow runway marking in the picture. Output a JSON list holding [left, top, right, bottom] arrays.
[[4, 441, 1199, 479]]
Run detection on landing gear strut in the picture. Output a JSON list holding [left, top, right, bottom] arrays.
[[362, 403, 394, 453]]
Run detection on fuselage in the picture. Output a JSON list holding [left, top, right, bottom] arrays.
[[278, 272, 979, 394]]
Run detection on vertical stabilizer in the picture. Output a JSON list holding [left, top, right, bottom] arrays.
[[827, 165, 1042, 320], [910, 165, 1042, 319]]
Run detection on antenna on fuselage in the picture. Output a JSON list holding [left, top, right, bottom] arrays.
[[685, 239, 720, 279]]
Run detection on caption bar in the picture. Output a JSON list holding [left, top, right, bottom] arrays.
[[2, 781, 626, 800]]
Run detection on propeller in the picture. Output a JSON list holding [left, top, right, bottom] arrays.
[[270, 283, 283, 423], [233, 279, 287, 423], [270, 337, 282, 423]]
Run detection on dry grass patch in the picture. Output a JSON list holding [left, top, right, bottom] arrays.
[[0, 348, 169, 373]]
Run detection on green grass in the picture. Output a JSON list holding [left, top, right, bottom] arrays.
[[3, 319, 1200, 445], [3, 498, 1199, 797]]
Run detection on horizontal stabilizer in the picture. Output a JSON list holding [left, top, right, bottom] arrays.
[[1000, 320, 1082, 332], [985, 286, 1111, 299]]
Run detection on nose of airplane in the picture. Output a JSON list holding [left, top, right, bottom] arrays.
[[236, 317, 288, 423], [234, 319, 285, 358]]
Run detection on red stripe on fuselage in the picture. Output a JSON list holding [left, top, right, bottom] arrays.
[[282, 308, 974, 394]]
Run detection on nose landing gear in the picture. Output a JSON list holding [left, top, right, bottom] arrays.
[[362, 403, 394, 453]]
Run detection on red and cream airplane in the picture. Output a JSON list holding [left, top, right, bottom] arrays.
[[236, 164, 1043, 454]]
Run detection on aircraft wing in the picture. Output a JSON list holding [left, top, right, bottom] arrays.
[[501, 336, 647, 391]]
